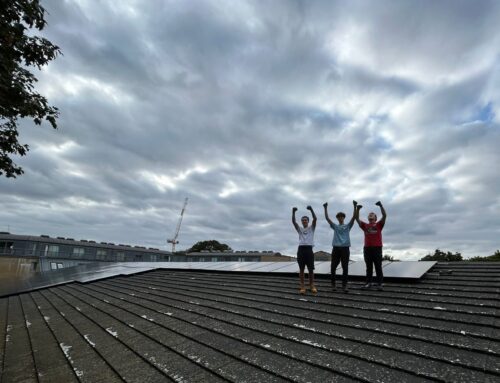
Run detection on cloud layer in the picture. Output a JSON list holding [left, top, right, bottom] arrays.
[[2, 0, 499, 259]]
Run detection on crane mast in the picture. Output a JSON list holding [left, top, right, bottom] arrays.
[[167, 197, 188, 252]]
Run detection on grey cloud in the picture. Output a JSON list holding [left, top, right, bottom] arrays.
[[1, 0, 499, 259]]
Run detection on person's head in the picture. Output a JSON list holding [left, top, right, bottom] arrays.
[[336, 212, 346, 224], [301, 216, 309, 228], [368, 212, 377, 223]]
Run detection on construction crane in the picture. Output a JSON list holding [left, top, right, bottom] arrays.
[[167, 197, 188, 252]]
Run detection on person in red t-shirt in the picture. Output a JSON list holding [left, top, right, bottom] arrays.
[[355, 201, 387, 290]]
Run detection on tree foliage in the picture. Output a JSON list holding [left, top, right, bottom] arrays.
[[419, 249, 463, 262], [1, 0, 60, 177], [468, 250, 500, 262], [187, 240, 232, 253]]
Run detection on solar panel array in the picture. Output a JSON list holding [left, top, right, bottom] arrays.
[[0, 261, 436, 297]]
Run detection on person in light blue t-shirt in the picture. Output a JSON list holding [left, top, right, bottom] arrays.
[[323, 200, 361, 292]]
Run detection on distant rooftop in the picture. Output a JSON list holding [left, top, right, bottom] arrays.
[[0, 232, 169, 254]]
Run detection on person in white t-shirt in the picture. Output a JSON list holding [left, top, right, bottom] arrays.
[[292, 205, 317, 294]]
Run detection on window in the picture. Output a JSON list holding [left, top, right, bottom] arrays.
[[96, 249, 107, 261], [27, 243, 37, 256], [50, 261, 64, 269], [211, 257, 218, 262], [116, 252, 125, 261], [0, 241, 14, 255], [45, 245, 59, 257], [73, 248, 85, 258], [150, 254, 158, 262]]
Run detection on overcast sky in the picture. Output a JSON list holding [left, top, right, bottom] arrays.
[[2, 0, 500, 259]]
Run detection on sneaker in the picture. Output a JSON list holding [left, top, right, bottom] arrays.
[[310, 285, 318, 295], [299, 287, 306, 295], [361, 283, 372, 289]]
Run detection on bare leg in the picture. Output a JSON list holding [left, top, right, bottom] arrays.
[[308, 269, 315, 287], [299, 269, 306, 293], [308, 268, 317, 294]]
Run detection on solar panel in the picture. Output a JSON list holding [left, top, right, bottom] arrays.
[[382, 261, 436, 278], [337, 261, 365, 276], [212, 262, 261, 272], [0, 260, 437, 297], [266, 262, 298, 273], [227, 262, 270, 272], [251, 263, 295, 272], [269, 262, 300, 272], [314, 261, 332, 274], [203, 262, 241, 270], [185, 262, 217, 270]]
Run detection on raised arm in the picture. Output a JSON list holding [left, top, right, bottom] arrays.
[[307, 205, 317, 230], [292, 207, 299, 231], [355, 202, 363, 228], [376, 201, 387, 227], [323, 202, 334, 226], [348, 200, 357, 227]]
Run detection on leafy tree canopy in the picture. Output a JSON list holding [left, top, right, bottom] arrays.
[[1, 0, 60, 177], [187, 240, 232, 253], [468, 250, 500, 262], [419, 249, 463, 262]]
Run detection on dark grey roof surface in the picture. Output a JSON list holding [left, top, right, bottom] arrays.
[[1, 262, 499, 382]]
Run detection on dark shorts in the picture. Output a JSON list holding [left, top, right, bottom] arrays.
[[297, 245, 314, 271]]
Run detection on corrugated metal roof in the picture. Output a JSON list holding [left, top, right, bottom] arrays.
[[1, 262, 499, 382]]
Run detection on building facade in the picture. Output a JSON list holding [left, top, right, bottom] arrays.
[[0, 232, 172, 272], [0, 233, 293, 275]]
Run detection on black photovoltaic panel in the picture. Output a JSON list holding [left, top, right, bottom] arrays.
[[313, 261, 331, 274], [382, 261, 437, 278], [0, 260, 436, 297]]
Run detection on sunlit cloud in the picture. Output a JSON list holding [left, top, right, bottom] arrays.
[[0, 0, 499, 259]]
